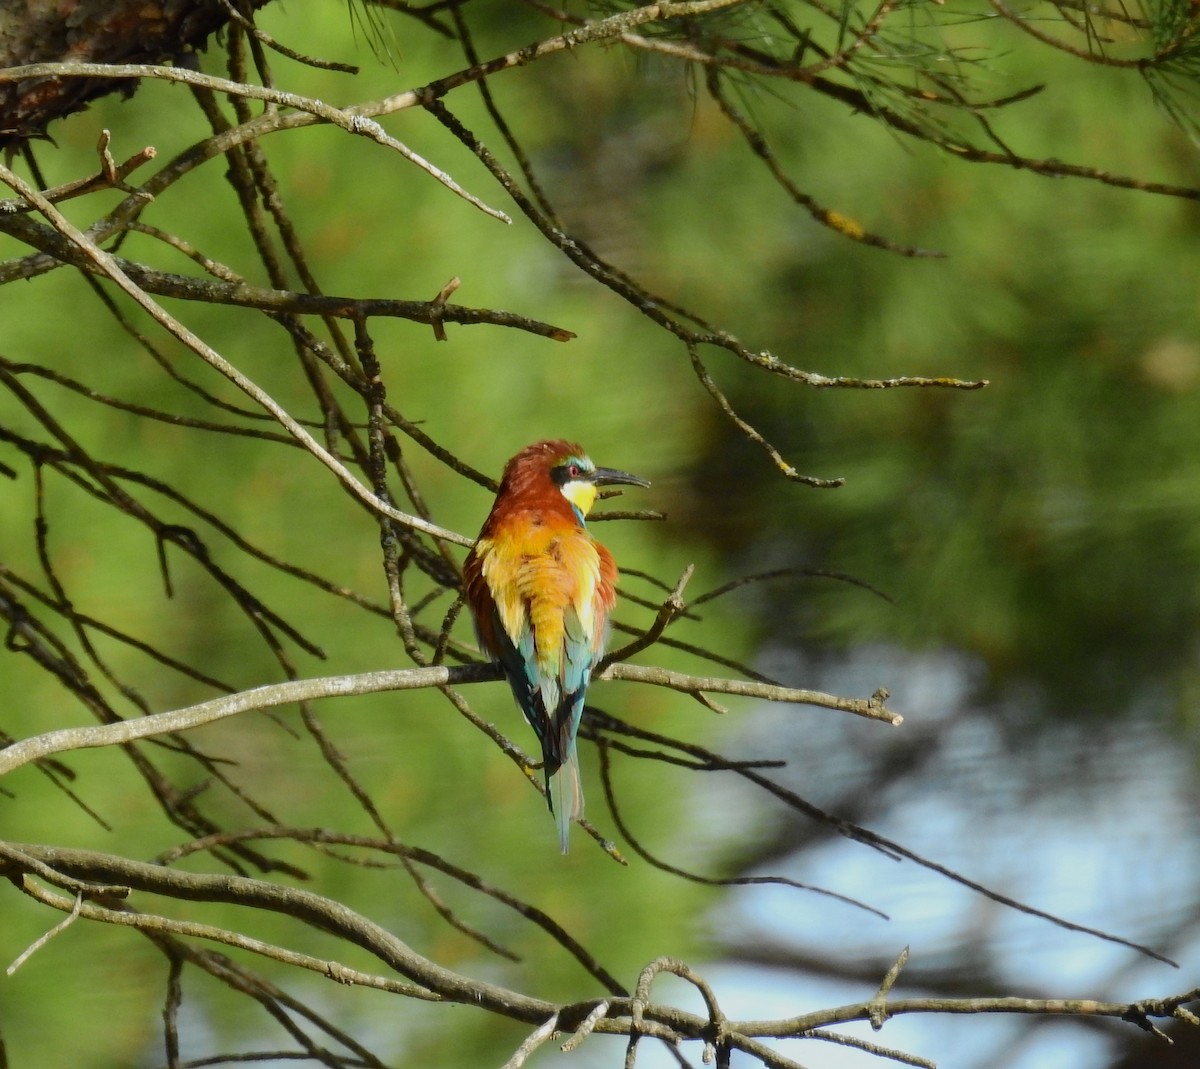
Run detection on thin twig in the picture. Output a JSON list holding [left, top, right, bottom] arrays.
[[602, 564, 695, 666], [5, 890, 84, 975], [499, 1014, 560, 1069], [561, 1001, 611, 1052], [0, 166, 473, 548], [870, 946, 911, 1030], [596, 741, 888, 918], [0, 63, 510, 220], [14, 875, 440, 1001]]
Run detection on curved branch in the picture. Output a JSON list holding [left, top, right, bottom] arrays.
[[0, 214, 574, 339], [0, 660, 898, 777], [5, 854, 1197, 1057], [0, 665, 495, 776], [602, 564, 695, 666], [0, 164, 473, 550], [15, 875, 439, 1000], [0, 62, 510, 220]]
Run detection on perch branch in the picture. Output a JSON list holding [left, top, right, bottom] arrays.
[[0, 663, 899, 777]]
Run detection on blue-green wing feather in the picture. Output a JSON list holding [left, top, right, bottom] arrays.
[[479, 599, 600, 852], [471, 546, 613, 853]]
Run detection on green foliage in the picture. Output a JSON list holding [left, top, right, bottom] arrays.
[[685, 54, 1200, 715]]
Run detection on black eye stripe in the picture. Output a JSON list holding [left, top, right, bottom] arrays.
[[551, 459, 591, 486]]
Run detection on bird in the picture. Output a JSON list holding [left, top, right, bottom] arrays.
[[462, 440, 649, 853]]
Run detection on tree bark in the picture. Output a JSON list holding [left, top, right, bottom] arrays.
[[0, 0, 268, 148]]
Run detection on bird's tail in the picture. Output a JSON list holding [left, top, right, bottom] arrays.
[[547, 751, 584, 854]]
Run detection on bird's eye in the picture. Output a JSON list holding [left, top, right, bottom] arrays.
[[567, 463, 581, 478]]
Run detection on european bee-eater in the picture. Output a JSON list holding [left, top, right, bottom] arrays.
[[463, 440, 649, 853]]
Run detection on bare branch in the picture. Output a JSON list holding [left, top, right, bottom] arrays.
[[870, 947, 911, 1030], [0, 62, 510, 220], [14, 874, 440, 1001], [0, 665, 491, 776], [602, 564, 695, 666], [0, 164, 473, 548], [607, 664, 902, 724], [0, 659, 900, 778], [5, 890, 83, 975], [499, 1014, 560, 1069], [4, 846, 1196, 1056]]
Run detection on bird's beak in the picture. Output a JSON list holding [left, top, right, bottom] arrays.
[[593, 466, 650, 488]]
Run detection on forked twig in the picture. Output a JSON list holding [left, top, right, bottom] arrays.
[[6, 890, 84, 975], [603, 564, 695, 666]]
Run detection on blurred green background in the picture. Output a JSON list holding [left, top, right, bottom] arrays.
[[1, 2, 1198, 1067]]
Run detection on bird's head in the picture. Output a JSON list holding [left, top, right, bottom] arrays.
[[502, 439, 650, 522]]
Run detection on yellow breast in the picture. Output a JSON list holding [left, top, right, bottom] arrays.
[[478, 520, 602, 667]]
